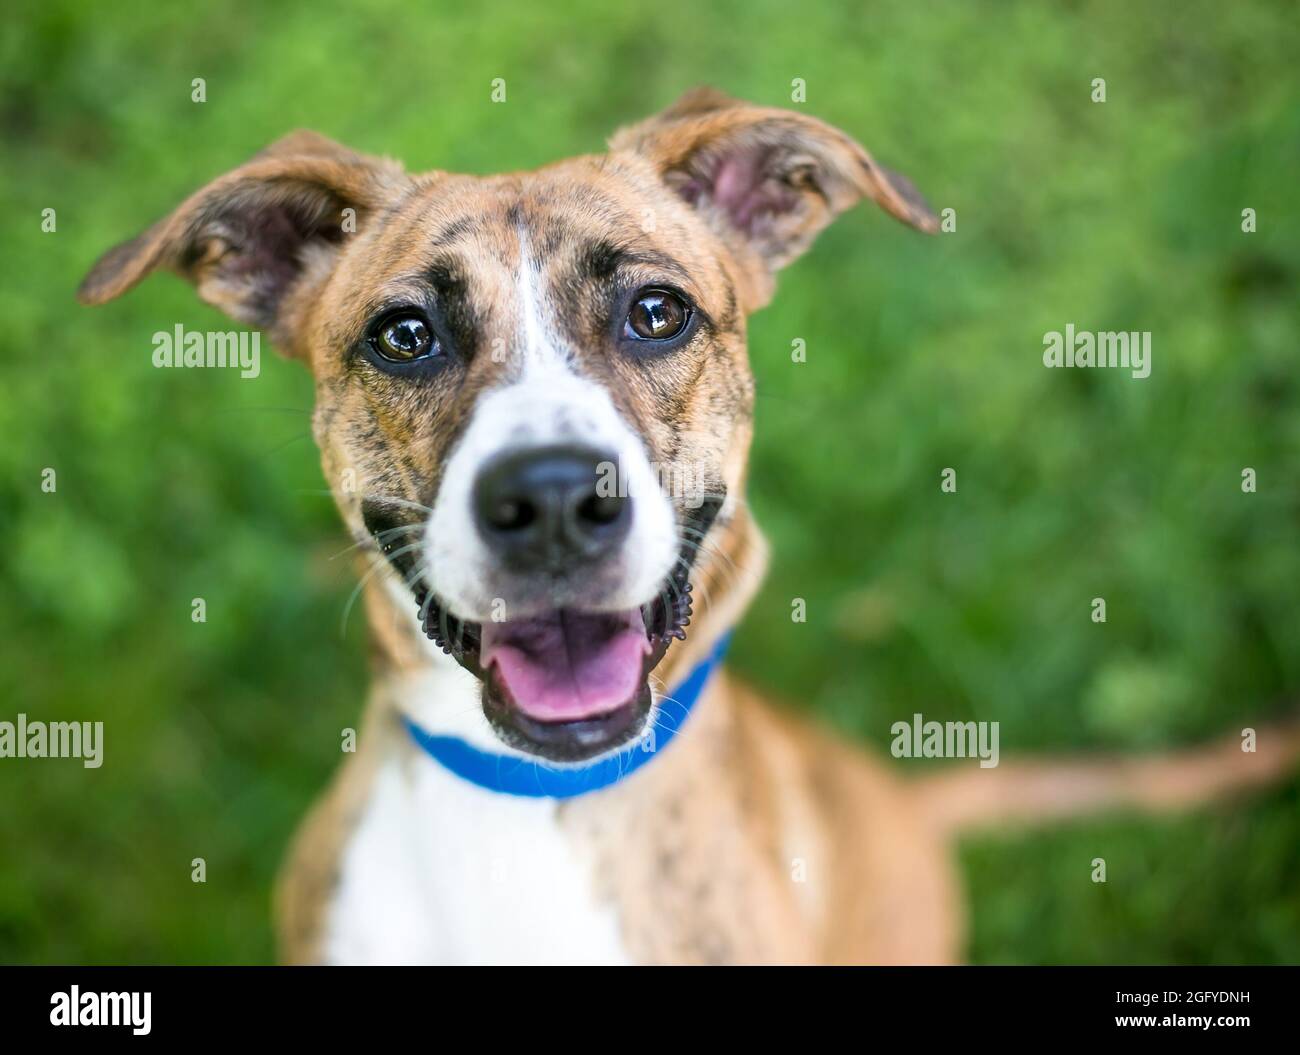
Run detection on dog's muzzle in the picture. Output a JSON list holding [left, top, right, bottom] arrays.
[[363, 480, 718, 763]]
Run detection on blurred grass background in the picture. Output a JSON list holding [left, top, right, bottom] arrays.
[[2, 0, 1298, 963]]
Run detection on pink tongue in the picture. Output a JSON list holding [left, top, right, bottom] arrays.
[[480, 608, 652, 722]]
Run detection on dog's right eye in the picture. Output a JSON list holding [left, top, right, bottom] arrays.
[[625, 289, 691, 342], [370, 313, 439, 362]]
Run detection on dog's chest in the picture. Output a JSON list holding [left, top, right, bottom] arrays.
[[323, 748, 631, 965]]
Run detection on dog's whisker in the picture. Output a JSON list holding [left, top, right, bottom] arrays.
[[328, 523, 425, 562], [677, 532, 748, 602], [677, 524, 745, 579], [250, 432, 315, 460], [677, 522, 744, 569], [359, 493, 437, 517], [678, 540, 742, 597], [687, 491, 749, 512], [340, 542, 426, 636], [667, 550, 724, 621], [296, 487, 436, 520]]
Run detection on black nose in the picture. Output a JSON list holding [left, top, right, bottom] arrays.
[[472, 445, 630, 572]]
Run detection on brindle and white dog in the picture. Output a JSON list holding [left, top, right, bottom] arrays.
[[81, 89, 1299, 965]]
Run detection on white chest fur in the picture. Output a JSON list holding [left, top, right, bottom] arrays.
[[322, 663, 631, 965]]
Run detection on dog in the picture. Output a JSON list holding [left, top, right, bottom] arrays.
[[79, 88, 1300, 964]]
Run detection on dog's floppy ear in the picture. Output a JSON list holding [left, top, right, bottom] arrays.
[[77, 131, 407, 344], [611, 88, 937, 295]]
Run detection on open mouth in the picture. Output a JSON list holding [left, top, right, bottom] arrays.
[[413, 566, 693, 762], [362, 492, 720, 764]]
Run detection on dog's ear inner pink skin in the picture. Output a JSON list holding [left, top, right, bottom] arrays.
[[609, 86, 938, 308], [76, 131, 408, 352]]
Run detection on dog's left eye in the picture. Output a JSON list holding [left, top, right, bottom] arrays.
[[624, 289, 691, 342], [371, 313, 439, 362]]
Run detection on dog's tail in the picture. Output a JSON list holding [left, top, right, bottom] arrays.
[[915, 715, 1300, 836]]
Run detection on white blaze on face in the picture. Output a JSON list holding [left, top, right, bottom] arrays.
[[425, 231, 677, 621]]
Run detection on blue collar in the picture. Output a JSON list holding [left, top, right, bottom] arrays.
[[403, 632, 731, 799]]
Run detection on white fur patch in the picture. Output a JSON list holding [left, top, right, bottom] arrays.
[[424, 231, 677, 621], [515, 230, 568, 373], [324, 698, 630, 965]]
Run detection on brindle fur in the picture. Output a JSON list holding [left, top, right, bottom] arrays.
[[81, 89, 1300, 964]]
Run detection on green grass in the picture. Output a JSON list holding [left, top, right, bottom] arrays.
[[1, 0, 1298, 963]]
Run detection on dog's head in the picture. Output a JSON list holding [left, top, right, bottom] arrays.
[[80, 88, 936, 762]]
